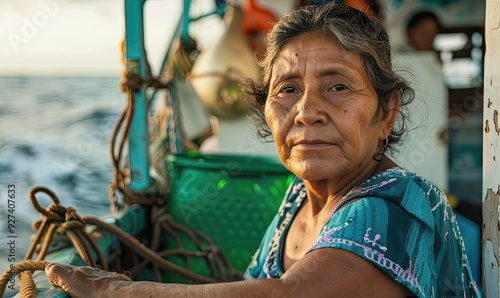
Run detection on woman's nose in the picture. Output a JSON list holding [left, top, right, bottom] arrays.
[[294, 94, 328, 126]]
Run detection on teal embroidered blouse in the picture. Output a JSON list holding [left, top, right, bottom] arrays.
[[244, 168, 481, 298]]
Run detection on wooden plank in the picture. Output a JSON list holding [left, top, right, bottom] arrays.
[[483, 0, 500, 296]]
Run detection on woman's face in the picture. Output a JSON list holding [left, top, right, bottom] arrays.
[[265, 31, 392, 181]]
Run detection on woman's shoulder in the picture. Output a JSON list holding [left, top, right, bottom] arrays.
[[339, 167, 449, 229], [362, 167, 436, 187], [348, 167, 445, 204]]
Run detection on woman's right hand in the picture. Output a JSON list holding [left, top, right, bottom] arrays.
[[45, 263, 132, 298]]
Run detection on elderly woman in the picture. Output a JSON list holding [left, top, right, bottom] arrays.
[[46, 3, 480, 297]]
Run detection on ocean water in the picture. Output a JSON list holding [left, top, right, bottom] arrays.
[[0, 76, 124, 296]]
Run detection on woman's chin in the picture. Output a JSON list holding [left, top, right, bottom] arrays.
[[287, 163, 337, 182]]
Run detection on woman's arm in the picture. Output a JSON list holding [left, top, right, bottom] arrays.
[[46, 248, 411, 298]]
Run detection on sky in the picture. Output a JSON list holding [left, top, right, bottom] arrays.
[[0, 0, 485, 77], [0, 0, 295, 76], [0, 0, 186, 75]]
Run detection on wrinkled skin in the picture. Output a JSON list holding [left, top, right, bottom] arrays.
[[265, 31, 396, 190], [45, 263, 131, 297]]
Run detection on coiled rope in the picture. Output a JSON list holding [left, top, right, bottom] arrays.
[[0, 185, 242, 296], [0, 260, 48, 298], [24, 186, 108, 269]]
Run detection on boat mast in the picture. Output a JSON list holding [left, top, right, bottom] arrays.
[[123, 0, 152, 192]]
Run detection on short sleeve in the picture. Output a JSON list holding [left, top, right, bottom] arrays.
[[308, 197, 432, 298]]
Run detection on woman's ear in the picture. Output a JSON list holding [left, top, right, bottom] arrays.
[[380, 92, 401, 139]]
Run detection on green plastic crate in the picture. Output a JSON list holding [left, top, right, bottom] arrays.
[[162, 153, 293, 282]]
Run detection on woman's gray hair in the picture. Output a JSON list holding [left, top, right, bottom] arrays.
[[244, 2, 414, 151]]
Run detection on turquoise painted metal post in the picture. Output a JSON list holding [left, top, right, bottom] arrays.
[[124, 0, 152, 192]]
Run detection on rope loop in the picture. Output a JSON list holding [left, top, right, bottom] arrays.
[[29, 186, 62, 220], [28, 186, 86, 225]]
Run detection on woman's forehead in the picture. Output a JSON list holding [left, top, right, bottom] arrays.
[[280, 32, 346, 54], [269, 32, 363, 80]]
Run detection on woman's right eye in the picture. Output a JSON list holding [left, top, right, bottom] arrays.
[[281, 86, 296, 93]]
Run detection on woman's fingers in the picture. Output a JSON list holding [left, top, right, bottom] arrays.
[[45, 263, 74, 287], [45, 263, 131, 298]]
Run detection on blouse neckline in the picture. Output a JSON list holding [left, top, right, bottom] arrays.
[[275, 167, 403, 274]]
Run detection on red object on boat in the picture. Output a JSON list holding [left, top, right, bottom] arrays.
[[242, 0, 278, 50]]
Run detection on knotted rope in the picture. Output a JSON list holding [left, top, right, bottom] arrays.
[[0, 260, 48, 298], [0, 186, 240, 296], [25, 186, 109, 270], [25, 186, 225, 283]]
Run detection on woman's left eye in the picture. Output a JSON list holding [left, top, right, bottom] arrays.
[[329, 84, 347, 91]]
